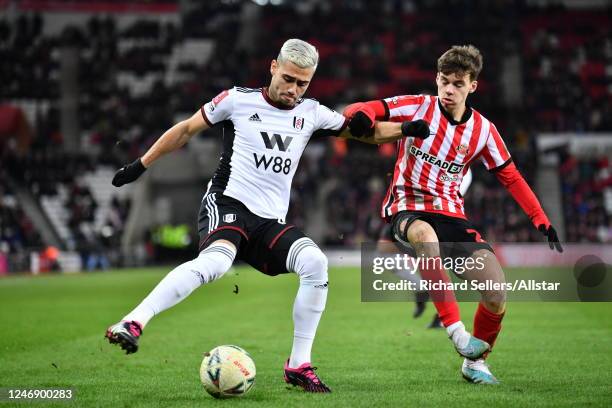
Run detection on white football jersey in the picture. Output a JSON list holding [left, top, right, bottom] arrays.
[[201, 86, 346, 220]]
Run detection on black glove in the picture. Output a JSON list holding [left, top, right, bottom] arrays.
[[348, 111, 374, 138], [538, 224, 563, 253], [112, 158, 147, 187], [401, 119, 430, 139]]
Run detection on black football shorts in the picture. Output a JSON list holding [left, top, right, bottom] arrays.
[[197, 193, 307, 276], [390, 210, 494, 259]]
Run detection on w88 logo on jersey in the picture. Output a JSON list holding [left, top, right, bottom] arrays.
[[253, 131, 293, 174], [253, 153, 292, 174]]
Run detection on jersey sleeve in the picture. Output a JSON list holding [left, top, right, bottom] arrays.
[[311, 103, 348, 138], [479, 123, 512, 171], [495, 161, 551, 228], [381, 95, 426, 121], [200, 88, 235, 126]]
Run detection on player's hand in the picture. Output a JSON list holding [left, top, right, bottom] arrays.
[[348, 111, 374, 137], [538, 224, 563, 253], [344, 102, 375, 137], [112, 158, 147, 187], [401, 120, 430, 139]]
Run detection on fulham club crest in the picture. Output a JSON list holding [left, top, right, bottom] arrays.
[[293, 116, 304, 130], [456, 143, 470, 155], [223, 214, 236, 223]]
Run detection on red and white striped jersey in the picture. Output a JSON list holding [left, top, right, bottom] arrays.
[[381, 95, 511, 220]]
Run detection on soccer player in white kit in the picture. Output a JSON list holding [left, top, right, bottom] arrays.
[[105, 39, 430, 393]]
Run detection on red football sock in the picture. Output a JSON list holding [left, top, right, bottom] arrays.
[[473, 302, 505, 355], [419, 258, 461, 327]]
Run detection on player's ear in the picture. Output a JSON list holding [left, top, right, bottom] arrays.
[[270, 59, 278, 76], [469, 80, 478, 93]]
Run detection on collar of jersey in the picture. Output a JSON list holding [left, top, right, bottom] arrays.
[[437, 98, 472, 125], [262, 87, 298, 110]]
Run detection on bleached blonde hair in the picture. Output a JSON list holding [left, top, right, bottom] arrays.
[[277, 38, 319, 70]]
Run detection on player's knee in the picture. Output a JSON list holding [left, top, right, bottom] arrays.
[[190, 242, 236, 284], [299, 246, 328, 284], [406, 222, 440, 258], [289, 239, 328, 286], [407, 220, 438, 244]]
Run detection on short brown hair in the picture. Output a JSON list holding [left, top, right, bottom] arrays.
[[437, 45, 483, 81]]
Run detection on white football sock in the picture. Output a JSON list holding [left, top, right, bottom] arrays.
[[447, 321, 470, 349], [287, 238, 328, 368], [123, 242, 236, 327]]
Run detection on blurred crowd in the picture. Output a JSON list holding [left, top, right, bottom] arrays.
[[0, 177, 43, 252], [1, 0, 611, 267], [559, 150, 612, 242]]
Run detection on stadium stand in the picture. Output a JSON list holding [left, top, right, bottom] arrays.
[[560, 151, 612, 242]]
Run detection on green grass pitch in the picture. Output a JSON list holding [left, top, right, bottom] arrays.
[[1, 266, 611, 407]]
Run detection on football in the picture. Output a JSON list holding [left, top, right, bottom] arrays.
[[199, 345, 256, 398]]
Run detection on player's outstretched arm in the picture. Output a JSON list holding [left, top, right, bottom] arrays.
[[348, 119, 429, 144], [340, 110, 430, 144], [112, 111, 209, 187], [494, 162, 563, 252]]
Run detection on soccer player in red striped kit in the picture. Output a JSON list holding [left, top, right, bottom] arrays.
[[345, 45, 563, 384]]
